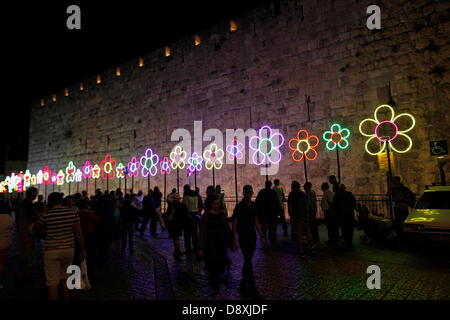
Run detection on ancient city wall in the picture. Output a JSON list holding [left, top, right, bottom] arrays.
[[28, 0, 450, 197]]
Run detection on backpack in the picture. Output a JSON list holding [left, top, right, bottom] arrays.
[[401, 186, 416, 208]]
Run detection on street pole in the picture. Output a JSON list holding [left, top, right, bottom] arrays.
[[336, 147, 341, 184], [164, 172, 167, 213], [176, 168, 179, 193], [147, 174, 150, 192], [86, 178, 88, 196], [195, 169, 197, 189], [107, 176, 109, 191], [265, 163, 268, 182], [303, 155, 308, 182], [386, 140, 394, 221], [213, 167, 215, 187], [131, 176, 134, 193], [234, 155, 238, 205]]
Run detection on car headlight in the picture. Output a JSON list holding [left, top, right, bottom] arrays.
[[403, 224, 424, 231]]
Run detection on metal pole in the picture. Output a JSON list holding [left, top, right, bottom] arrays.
[[336, 147, 341, 184], [164, 172, 167, 213], [386, 141, 394, 221], [213, 167, 215, 187], [177, 168, 179, 193], [94, 179, 97, 193], [107, 177, 109, 191], [147, 174, 150, 192], [86, 178, 88, 196], [45, 184, 47, 199], [234, 156, 238, 205], [124, 175, 127, 194], [131, 176, 134, 193], [69, 183, 71, 196], [265, 163, 268, 182], [77, 182, 79, 194], [303, 155, 308, 182], [195, 170, 197, 189]]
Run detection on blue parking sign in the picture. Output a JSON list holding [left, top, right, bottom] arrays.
[[430, 140, 448, 156]]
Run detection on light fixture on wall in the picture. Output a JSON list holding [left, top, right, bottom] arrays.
[[230, 19, 237, 32], [65, 88, 69, 97], [139, 57, 144, 67], [52, 94, 56, 103], [116, 67, 121, 77], [194, 34, 201, 46], [80, 83, 84, 91], [165, 46, 171, 57], [41, 99, 45, 107], [97, 75, 101, 84]]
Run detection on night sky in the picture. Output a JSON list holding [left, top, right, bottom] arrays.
[[1, 0, 269, 171]]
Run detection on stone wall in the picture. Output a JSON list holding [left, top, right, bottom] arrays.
[[28, 0, 450, 197]]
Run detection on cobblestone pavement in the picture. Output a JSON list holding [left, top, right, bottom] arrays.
[[1, 223, 449, 300]]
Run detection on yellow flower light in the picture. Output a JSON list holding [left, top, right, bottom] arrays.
[[359, 104, 415, 155]]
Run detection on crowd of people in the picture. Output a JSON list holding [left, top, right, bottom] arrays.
[[0, 174, 413, 300]]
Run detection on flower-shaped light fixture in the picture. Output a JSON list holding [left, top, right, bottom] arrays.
[[0, 181, 6, 193], [92, 164, 101, 179], [74, 168, 82, 183], [160, 157, 172, 174], [101, 154, 117, 179], [226, 138, 244, 161], [188, 152, 203, 172], [203, 143, 224, 170], [66, 161, 76, 183], [57, 170, 65, 186], [51, 172, 57, 185], [249, 125, 284, 165], [170, 146, 187, 170], [23, 169, 31, 188], [359, 104, 415, 155], [43, 166, 51, 185], [127, 157, 140, 177], [83, 161, 93, 179], [323, 124, 350, 151], [36, 170, 44, 185], [5, 176, 13, 193], [31, 174, 37, 186], [116, 163, 125, 179], [288, 129, 319, 162], [140, 148, 159, 177]]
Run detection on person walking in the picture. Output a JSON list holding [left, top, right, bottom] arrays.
[[142, 190, 156, 236], [166, 193, 187, 259], [198, 194, 231, 300], [388, 176, 414, 233], [15, 186, 39, 282], [231, 185, 265, 298], [120, 195, 138, 256], [0, 201, 14, 290], [183, 185, 200, 254], [255, 180, 281, 250], [329, 175, 340, 194], [273, 179, 288, 237], [304, 182, 319, 243], [334, 184, 357, 249], [288, 181, 314, 255], [153, 186, 165, 232], [321, 182, 339, 245], [215, 185, 228, 219], [33, 192, 86, 300], [133, 190, 144, 230]]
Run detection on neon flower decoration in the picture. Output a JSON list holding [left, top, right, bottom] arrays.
[[249, 126, 285, 165], [82, 161, 93, 179], [43, 166, 51, 185], [15, 173, 23, 192], [289, 129, 319, 162], [24, 170, 31, 188], [323, 124, 350, 151], [57, 170, 65, 186], [170, 146, 187, 170], [66, 161, 76, 183], [92, 164, 101, 179], [160, 157, 172, 175], [5, 176, 12, 193], [51, 173, 57, 185], [226, 138, 244, 161], [31, 175, 37, 186], [188, 152, 203, 172], [75, 169, 82, 183], [101, 154, 117, 179], [203, 143, 224, 170], [36, 170, 44, 185], [127, 157, 140, 178], [140, 149, 159, 177], [0, 181, 6, 193], [359, 104, 416, 155], [116, 163, 125, 179]]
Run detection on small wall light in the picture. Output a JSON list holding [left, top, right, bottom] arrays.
[[194, 34, 201, 46], [165, 46, 171, 57], [230, 20, 237, 32]]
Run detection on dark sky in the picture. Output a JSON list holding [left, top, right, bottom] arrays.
[[0, 0, 269, 171]]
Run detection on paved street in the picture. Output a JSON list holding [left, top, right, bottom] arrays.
[[1, 223, 449, 300]]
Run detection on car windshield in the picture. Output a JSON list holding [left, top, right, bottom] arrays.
[[415, 191, 450, 209]]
